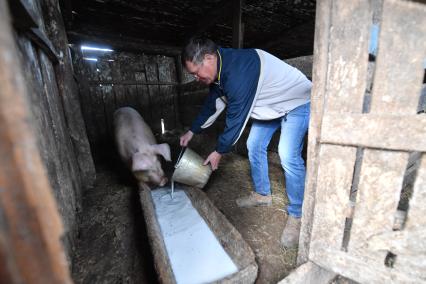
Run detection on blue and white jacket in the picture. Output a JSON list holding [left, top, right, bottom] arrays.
[[190, 47, 312, 154]]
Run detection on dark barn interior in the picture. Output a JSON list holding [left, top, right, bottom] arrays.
[[66, 1, 316, 283], [1, 0, 425, 283]]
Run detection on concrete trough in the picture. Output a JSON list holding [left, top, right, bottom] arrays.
[[138, 185, 258, 284]]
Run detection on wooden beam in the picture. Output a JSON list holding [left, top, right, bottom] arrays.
[[7, 0, 38, 30], [183, 0, 233, 41], [58, 0, 74, 29], [321, 114, 426, 152], [232, 0, 243, 48], [27, 28, 59, 64], [297, 0, 331, 266], [278, 261, 336, 284], [88, 80, 179, 86], [0, 0, 72, 282], [67, 31, 181, 56], [256, 20, 315, 50]]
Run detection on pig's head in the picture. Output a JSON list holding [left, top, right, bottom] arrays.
[[131, 143, 171, 187]]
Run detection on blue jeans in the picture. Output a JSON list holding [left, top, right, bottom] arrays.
[[246, 102, 310, 217]]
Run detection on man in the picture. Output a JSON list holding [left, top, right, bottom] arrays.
[[179, 37, 311, 248]]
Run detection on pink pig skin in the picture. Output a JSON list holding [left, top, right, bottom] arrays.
[[113, 107, 171, 187]]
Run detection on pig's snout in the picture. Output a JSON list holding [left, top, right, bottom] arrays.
[[159, 177, 168, 187]]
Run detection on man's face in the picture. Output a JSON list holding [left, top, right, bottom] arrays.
[[185, 54, 217, 85]]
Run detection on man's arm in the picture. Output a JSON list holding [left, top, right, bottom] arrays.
[[180, 85, 223, 146]]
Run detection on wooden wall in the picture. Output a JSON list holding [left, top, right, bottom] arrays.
[[4, 0, 95, 270], [73, 50, 181, 157]]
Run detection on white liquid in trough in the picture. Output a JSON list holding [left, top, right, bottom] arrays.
[[151, 187, 238, 284]]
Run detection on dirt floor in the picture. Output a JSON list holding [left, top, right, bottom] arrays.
[[72, 136, 298, 283], [204, 152, 297, 284], [72, 157, 158, 283]]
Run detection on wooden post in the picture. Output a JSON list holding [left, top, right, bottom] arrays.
[[0, 0, 72, 283], [297, 0, 332, 265], [232, 0, 243, 48]]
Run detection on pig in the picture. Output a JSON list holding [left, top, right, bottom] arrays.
[[113, 107, 171, 187]]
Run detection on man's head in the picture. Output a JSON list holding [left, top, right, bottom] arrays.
[[182, 37, 218, 85]]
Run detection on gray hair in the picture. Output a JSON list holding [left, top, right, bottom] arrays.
[[181, 37, 218, 65]]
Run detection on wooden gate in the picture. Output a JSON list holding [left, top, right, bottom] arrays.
[[285, 0, 426, 283]]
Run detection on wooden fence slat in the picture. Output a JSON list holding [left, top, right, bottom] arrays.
[[348, 149, 409, 261], [321, 113, 426, 152], [144, 54, 162, 134], [309, 144, 357, 259], [393, 154, 426, 280], [312, 249, 419, 283], [158, 56, 177, 130], [0, 0, 71, 281], [370, 0, 426, 115], [298, 0, 333, 265], [364, 154, 426, 280], [92, 85, 108, 147], [102, 85, 115, 140], [324, 0, 371, 113]]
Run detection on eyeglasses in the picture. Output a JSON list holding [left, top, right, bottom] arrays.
[[189, 61, 205, 79]]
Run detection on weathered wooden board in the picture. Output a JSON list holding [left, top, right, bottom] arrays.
[[158, 55, 177, 130], [370, 0, 426, 115], [0, 0, 72, 281], [39, 50, 80, 218], [392, 154, 426, 280], [312, 249, 420, 283], [309, 144, 357, 256], [302, 0, 426, 283], [41, 0, 95, 190], [135, 70, 153, 125], [298, 0, 332, 264], [74, 49, 180, 149], [278, 261, 336, 284], [321, 114, 426, 152], [348, 149, 409, 261], [323, 0, 371, 113], [144, 54, 163, 134]]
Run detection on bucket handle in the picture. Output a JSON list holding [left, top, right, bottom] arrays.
[[175, 147, 186, 169]]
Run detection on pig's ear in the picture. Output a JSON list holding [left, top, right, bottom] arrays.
[[152, 143, 171, 161]]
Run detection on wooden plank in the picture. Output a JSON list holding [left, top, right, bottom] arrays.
[[182, 0, 233, 40], [93, 85, 108, 147], [158, 56, 177, 130], [348, 149, 409, 261], [278, 261, 336, 284], [145, 54, 162, 134], [113, 53, 130, 109], [324, 0, 371, 113], [312, 248, 420, 283], [67, 31, 181, 56], [119, 52, 139, 113], [309, 144, 357, 258], [102, 85, 115, 140], [365, 154, 426, 281], [88, 80, 179, 86], [0, 0, 72, 281], [232, 0, 243, 48], [135, 70, 153, 126], [370, 0, 426, 115], [321, 113, 426, 152], [298, 0, 332, 265], [41, 0, 95, 191], [38, 50, 80, 220], [393, 154, 426, 280]]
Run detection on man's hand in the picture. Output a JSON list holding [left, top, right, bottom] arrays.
[[204, 151, 222, 171], [180, 130, 194, 147]]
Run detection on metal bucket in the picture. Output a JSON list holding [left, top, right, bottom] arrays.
[[172, 147, 213, 188]]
